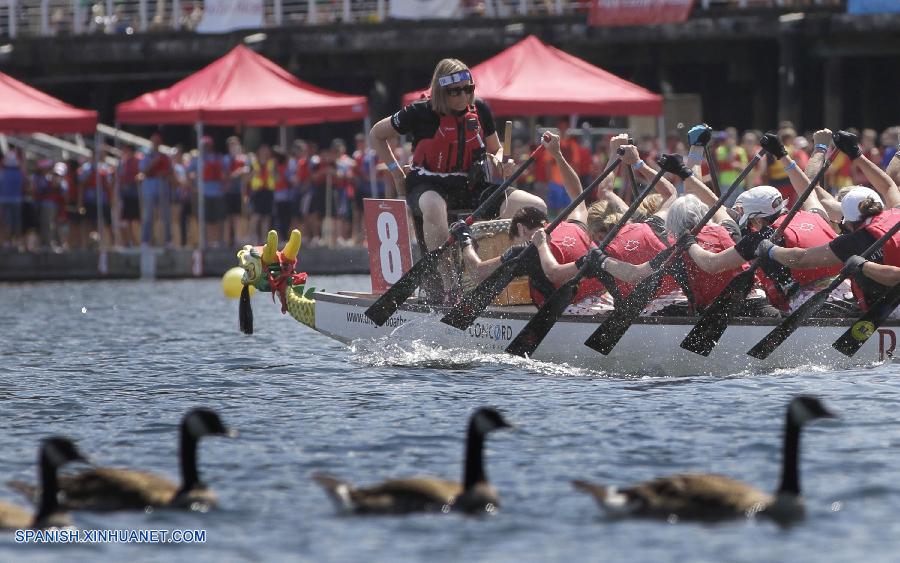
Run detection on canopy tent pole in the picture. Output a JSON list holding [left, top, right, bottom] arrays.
[[364, 115, 377, 198], [657, 114, 666, 155], [196, 121, 206, 252], [111, 124, 122, 248], [95, 130, 109, 274]]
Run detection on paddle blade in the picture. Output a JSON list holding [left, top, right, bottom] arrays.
[[680, 268, 756, 356], [239, 284, 253, 335], [506, 279, 578, 357], [364, 246, 443, 325], [584, 272, 663, 355], [746, 288, 832, 359], [832, 285, 900, 357], [441, 248, 532, 330]]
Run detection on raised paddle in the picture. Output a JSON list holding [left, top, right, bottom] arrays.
[[505, 163, 667, 357], [441, 152, 626, 331], [364, 143, 545, 326], [680, 151, 837, 357], [584, 149, 765, 355], [748, 219, 900, 359], [832, 282, 900, 357]]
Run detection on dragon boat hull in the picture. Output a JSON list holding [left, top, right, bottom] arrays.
[[292, 291, 898, 376]]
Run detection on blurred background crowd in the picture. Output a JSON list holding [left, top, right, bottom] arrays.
[[1, 117, 896, 252]]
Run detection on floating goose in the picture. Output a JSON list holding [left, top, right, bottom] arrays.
[[9, 408, 234, 511], [0, 437, 88, 530], [313, 407, 513, 515], [572, 396, 836, 523]]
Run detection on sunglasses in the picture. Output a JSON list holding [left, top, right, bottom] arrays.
[[446, 84, 475, 97]]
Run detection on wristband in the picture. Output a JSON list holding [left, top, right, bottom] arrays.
[[686, 145, 704, 167], [814, 143, 828, 153], [631, 160, 645, 171], [768, 245, 777, 261], [785, 160, 797, 172], [387, 161, 400, 172]]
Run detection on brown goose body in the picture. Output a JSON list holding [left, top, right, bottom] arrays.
[[8, 409, 231, 512], [314, 408, 511, 515], [573, 396, 835, 524], [10, 468, 216, 511], [573, 474, 773, 521]]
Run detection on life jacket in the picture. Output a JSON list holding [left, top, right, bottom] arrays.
[[145, 152, 172, 178], [250, 158, 277, 191], [274, 162, 290, 192], [850, 208, 900, 309], [412, 104, 483, 175], [604, 222, 680, 299], [202, 155, 224, 182], [757, 210, 840, 310], [227, 154, 247, 174], [528, 221, 603, 307], [119, 156, 140, 186], [682, 224, 745, 309]]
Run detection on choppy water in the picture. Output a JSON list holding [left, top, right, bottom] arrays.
[[1, 275, 899, 562]]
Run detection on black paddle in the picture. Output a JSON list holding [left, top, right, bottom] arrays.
[[441, 153, 626, 331], [505, 164, 667, 357], [584, 149, 764, 355], [832, 282, 900, 357], [680, 151, 836, 357], [364, 144, 545, 326], [749, 219, 900, 359]]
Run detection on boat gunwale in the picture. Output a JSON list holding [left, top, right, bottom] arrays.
[[313, 291, 900, 328]]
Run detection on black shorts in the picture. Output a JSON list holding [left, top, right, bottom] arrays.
[[250, 190, 273, 216], [205, 196, 226, 223], [82, 202, 112, 227], [224, 191, 242, 216], [301, 186, 327, 217], [406, 174, 477, 217], [122, 195, 140, 221]]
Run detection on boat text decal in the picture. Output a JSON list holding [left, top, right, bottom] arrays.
[[879, 329, 896, 362], [467, 322, 513, 341], [346, 311, 408, 328]]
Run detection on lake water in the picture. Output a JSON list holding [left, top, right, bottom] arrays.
[[1, 275, 899, 562]]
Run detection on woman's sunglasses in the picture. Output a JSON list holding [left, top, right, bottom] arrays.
[[446, 84, 475, 97]]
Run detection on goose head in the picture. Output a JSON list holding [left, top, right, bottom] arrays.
[[470, 407, 514, 437], [788, 396, 837, 426], [40, 436, 89, 469], [182, 408, 236, 440]]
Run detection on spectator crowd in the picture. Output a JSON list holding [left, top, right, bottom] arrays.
[[1, 120, 898, 253]]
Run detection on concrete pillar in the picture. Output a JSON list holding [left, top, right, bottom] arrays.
[[823, 58, 843, 130], [777, 31, 802, 126]]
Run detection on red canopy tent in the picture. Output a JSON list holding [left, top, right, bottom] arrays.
[[402, 35, 662, 117], [115, 45, 369, 255], [0, 71, 97, 133], [116, 45, 367, 126]]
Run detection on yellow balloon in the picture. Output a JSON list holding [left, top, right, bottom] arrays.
[[222, 267, 254, 299]]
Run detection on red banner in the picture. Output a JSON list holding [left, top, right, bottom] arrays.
[[588, 0, 695, 27], [364, 198, 414, 294]]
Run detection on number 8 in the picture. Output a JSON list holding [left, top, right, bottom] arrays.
[[377, 211, 402, 284]]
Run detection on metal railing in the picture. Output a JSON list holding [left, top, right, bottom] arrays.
[[0, 0, 848, 39]]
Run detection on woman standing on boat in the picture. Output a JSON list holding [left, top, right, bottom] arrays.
[[763, 131, 900, 315], [368, 58, 544, 301]]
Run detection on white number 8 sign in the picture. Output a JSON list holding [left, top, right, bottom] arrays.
[[376, 211, 403, 283]]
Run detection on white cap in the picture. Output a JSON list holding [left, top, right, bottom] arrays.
[[841, 186, 883, 223], [53, 162, 67, 176], [737, 185, 786, 226]]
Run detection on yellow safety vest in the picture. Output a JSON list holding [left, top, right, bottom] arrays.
[[250, 158, 277, 191]]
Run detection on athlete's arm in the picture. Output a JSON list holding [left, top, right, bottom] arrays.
[[770, 243, 842, 269], [686, 244, 747, 274], [461, 245, 502, 282], [369, 117, 406, 197], [862, 261, 900, 286], [532, 228, 578, 285]]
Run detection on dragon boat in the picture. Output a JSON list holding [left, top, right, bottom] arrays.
[[235, 225, 898, 377]]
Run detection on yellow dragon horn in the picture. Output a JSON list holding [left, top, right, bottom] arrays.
[[282, 229, 302, 262], [262, 230, 279, 264]]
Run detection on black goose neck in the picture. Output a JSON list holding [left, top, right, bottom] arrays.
[[463, 420, 487, 490], [35, 453, 59, 521], [777, 411, 802, 495], [179, 426, 201, 492]]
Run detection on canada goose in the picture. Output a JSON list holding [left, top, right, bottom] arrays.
[[9, 408, 234, 511], [572, 396, 836, 523], [0, 437, 88, 530], [313, 407, 513, 515]]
